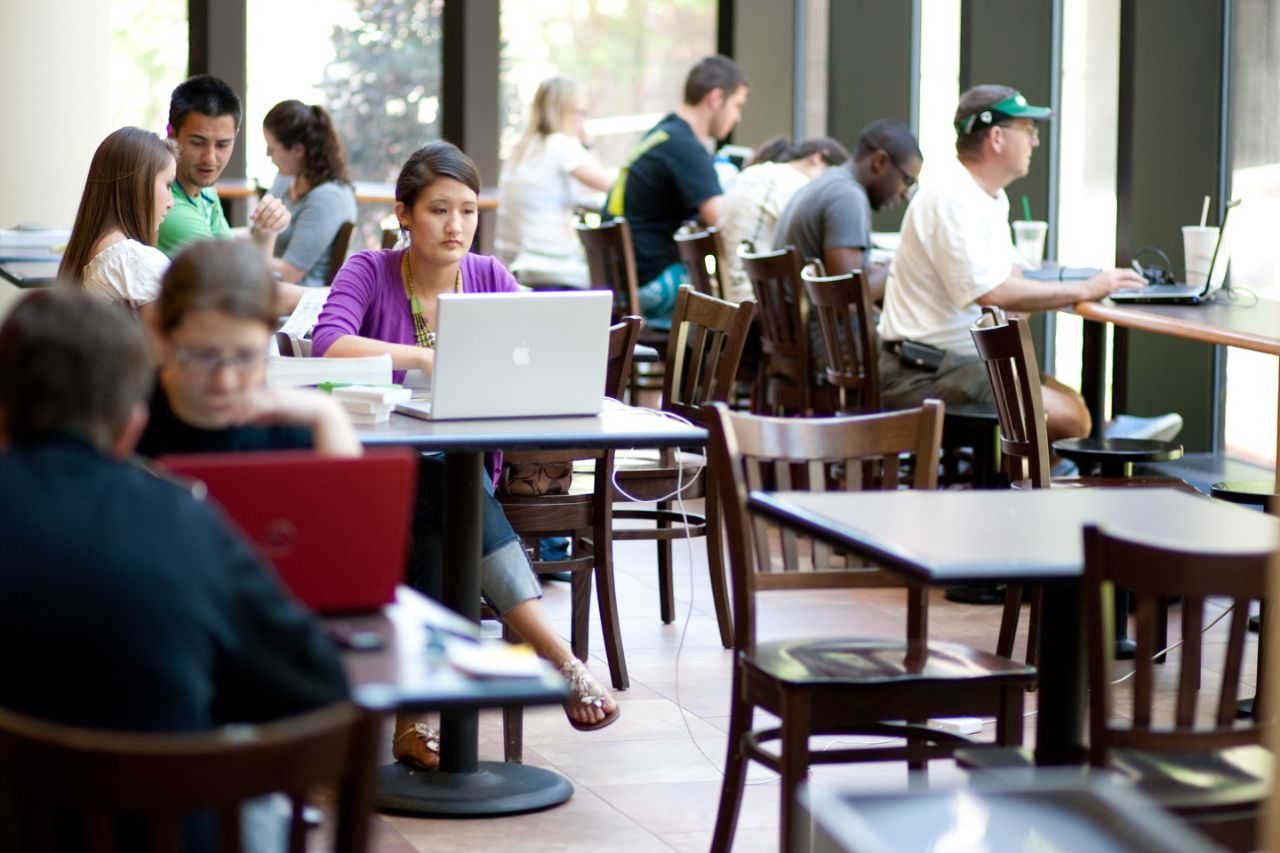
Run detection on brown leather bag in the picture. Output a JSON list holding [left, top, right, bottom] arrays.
[[498, 460, 574, 497]]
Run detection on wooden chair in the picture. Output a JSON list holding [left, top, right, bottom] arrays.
[[496, 317, 643, 692], [800, 262, 879, 415], [325, 221, 356, 287], [1080, 524, 1270, 850], [674, 222, 728, 300], [970, 310, 1193, 667], [610, 287, 754, 649], [739, 244, 836, 416], [575, 215, 665, 397], [0, 701, 379, 852], [706, 400, 1036, 853], [802, 262, 1002, 486]]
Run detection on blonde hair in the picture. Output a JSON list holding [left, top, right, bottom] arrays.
[[511, 76, 582, 166]]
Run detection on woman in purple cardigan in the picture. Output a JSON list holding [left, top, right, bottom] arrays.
[[312, 142, 618, 770]]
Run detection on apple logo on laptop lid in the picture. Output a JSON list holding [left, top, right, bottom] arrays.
[[512, 343, 531, 366]]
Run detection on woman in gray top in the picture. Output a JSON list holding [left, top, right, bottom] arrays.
[[263, 100, 358, 287]]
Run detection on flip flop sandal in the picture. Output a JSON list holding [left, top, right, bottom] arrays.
[[561, 659, 620, 732], [392, 722, 440, 770]]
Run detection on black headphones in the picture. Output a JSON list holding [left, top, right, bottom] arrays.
[[1130, 246, 1178, 286]]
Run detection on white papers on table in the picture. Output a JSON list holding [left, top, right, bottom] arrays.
[[446, 638, 543, 679], [266, 354, 393, 388], [277, 287, 330, 341]]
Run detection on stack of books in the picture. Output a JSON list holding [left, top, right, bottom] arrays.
[[326, 384, 413, 425]]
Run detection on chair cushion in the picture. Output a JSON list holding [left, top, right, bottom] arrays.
[[748, 638, 1036, 686]]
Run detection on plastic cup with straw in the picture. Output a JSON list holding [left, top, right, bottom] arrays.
[[1013, 195, 1047, 267], [1182, 195, 1217, 285]]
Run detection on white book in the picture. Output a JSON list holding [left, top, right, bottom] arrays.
[[338, 399, 396, 415], [265, 354, 393, 388], [343, 410, 391, 425], [331, 384, 413, 405]]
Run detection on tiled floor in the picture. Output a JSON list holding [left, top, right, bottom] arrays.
[[364, 500, 1260, 852]]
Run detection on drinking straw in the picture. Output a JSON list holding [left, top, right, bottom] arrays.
[[1021, 195, 1032, 222], [1199, 195, 1211, 227]]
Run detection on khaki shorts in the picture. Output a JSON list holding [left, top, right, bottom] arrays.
[[877, 341, 995, 410]]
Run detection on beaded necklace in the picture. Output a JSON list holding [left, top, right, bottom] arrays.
[[402, 252, 462, 349]]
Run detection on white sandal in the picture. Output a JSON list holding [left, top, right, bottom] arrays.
[[561, 659, 620, 732]]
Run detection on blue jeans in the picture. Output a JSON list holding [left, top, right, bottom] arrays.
[[407, 454, 542, 614]]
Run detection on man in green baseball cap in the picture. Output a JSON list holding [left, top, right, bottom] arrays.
[[877, 84, 1147, 447]]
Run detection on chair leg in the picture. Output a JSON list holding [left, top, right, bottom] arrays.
[[656, 504, 675, 624], [996, 585, 1023, 659], [502, 705, 524, 764], [996, 684, 1025, 746], [779, 691, 812, 853], [501, 622, 524, 763], [1026, 586, 1043, 672], [593, 511, 629, 690], [570, 556, 591, 663], [711, 669, 752, 853], [704, 477, 734, 649]]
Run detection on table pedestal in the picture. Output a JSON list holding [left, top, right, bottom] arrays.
[[1035, 579, 1088, 765], [377, 762, 573, 816], [375, 451, 573, 815]]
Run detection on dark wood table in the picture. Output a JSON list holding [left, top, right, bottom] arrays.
[[0, 259, 58, 288], [355, 400, 706, 815], [1071, 295, 1280, 490], [748, 487, 1280, 765]]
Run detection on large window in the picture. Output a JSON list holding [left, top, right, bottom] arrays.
[[245, 0, 443, 247], [915, 0, 961, 186], [111, 0, 188, 132], [1223, 0, 1280, 465], [498, 0, 717, 172], [1052, 0, 1120, 396]]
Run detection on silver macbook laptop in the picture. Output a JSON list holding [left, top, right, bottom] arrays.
[[1109, 201, 1236, 304], [395, 290, 612, 421]]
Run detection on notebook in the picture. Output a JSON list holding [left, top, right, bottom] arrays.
[[1109, 203, 1236, 304], [159, 449, 418, 613], [395, 290, 613, 421]]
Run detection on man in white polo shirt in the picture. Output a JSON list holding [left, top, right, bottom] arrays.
[[878, 84, 1148, 444]]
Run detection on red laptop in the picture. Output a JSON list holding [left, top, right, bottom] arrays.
[[159, 449, 418, 613]]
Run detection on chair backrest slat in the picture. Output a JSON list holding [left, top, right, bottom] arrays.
[[325, 221, 356, 287], [675, 223, 728, 300], [707, 401, 945, 647], [576, 216, 641, 322], [740, 245, 828, 415], [970, 311, 1052, 487], [802, 263, 880, 414], [1083, 525, 1270, 766], [660, 286, 755, 425], [605, 316, 644, 400]]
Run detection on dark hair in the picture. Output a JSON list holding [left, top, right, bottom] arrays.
[[854, 119, 922, 165], [168, 74, 243, 135], [787, 136, 850, 167], [749, 135, 792, 165], [0, 290, 153, 449], [263, 99, 351, 187], [59, 127, 178, 284], [156, 240, 278, 334], [395, 141, 481, 210], [683, 55, 749, 106], [954, 84, 1017, 158]]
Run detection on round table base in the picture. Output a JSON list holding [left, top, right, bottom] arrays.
[[376, 761, 573, 816]]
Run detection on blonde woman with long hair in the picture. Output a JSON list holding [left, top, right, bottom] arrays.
[[495, 76, 614, 287]]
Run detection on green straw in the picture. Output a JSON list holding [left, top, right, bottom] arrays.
[[1021, 196, 1032, 221]]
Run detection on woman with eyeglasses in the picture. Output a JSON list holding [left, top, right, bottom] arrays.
[[135, 239, 359, 458]]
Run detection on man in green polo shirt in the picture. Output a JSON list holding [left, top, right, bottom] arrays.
[[158, 75, 291, 258]]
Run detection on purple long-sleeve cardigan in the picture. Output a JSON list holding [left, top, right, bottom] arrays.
[[312, 249, 521, 481]]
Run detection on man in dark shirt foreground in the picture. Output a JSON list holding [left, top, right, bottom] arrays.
[[0, 289, 347, 733]]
